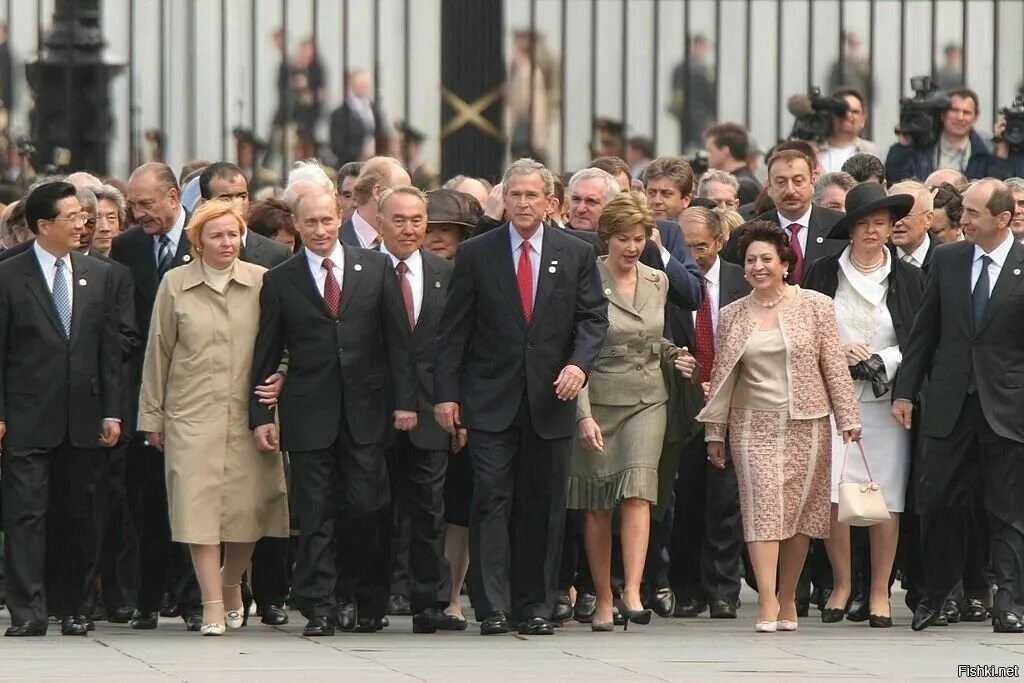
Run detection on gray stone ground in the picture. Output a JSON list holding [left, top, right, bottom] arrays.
[[2, 587, 1024, 682]]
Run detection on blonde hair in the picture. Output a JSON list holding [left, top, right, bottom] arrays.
[[597, 191, 654, 245], [716, 209, 745, 241], [187, 201, 246, 260]]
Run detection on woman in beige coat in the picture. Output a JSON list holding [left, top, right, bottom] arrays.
[[138, 202, 288, 636]]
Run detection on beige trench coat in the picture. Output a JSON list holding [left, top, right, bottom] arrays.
[[138, 259, 288, 544]]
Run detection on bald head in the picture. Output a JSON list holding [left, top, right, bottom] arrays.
[[451, 178, 489, 207], [961, 178, 1013, 251], [925, 168, 968, 191], [353, 156, 411, 220], [67, 171, 103, 189]]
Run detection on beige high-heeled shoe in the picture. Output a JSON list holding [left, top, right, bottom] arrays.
[[754, 620, 778, 633], [221, 570, 245, 629], [201, 600, 226, 636], [777, 620, 798, 632]]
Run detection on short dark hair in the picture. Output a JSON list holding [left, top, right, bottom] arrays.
[[832, 87, 866, 109], [25, 181, 77, 235], [766, 148, 815, 177], [246, 198, 298, 248], [590, 155, 631, 181], [986, 183, 1015, 217], [179, 159, 210, 187], [199, 162, 246, 200], [644, 156, 695, 197], [766, 141, 817, 171], [842, 153, 886, 184], [736, 220, 796, 270], [946, 87, 980, 115], [626, 136, 654, 159], [336, 161, 364, 191], [704, 123, 749, 161], [933, 182, 963, 224]]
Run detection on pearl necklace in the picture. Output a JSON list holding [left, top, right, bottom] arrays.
[[750, 288, 787, 308], [850, 250, 886, 274]]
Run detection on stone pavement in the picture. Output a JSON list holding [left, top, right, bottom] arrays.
[[2, 588, 1024, 682]]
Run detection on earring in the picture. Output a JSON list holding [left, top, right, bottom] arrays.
[[784, 270, 789, 278]]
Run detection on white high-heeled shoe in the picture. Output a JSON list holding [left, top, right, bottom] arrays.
[[201, 600, 226, 636], [777, 620, 798, 632], [754, 620, 778, 633], [221, 570, 245, 629]]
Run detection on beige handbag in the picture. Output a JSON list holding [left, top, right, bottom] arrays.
[[837, 441, 891, 527]]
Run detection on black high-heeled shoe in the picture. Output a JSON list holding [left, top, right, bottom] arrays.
[[868, 613, 892, 628], [616, 599, 653, 630]]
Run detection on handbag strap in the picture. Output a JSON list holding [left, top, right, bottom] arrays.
[[838, 440, 876, 484]]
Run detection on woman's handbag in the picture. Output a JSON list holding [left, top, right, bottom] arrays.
[[837, 441, 891, 526]]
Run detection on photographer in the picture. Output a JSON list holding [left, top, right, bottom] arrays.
[[991, 99, 1024, 179], [817, 88, 880, 173], [885, 87, 1006, 182]]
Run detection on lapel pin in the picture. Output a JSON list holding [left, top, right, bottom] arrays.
[[354, 263, 362, 272], [183, 254, 191, 263], [551, 260, 559, 265], [78, 279, 87, 286], [548, 266, 557, 274], [816, 236, 824, 244], [1015, 268, 1021, 276], [434, 281, 441, 288], [604, 288, 612, 296]]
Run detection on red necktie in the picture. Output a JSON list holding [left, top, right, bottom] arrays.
[[396, 261, 416, 330], [695, 277, 715, 383], [322, 257, 341, 317], [517, 242, 534, 324], [788, 224, 804, 284]]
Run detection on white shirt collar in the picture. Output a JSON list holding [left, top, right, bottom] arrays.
[[973, 230, 1015, 268], [777, 205, 813, 230], [897, 236, 931, 266], [33, 240, 71, 273], [305, 241, 345, 272], [164, 206, 186, 248], [509, 223, 544, 255], [704, 256, 721, 286], [351, 209, 380, 248], [380, 243, 422, 276]]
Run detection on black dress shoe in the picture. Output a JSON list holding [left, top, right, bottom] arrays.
[[708, 600, 737, 619], [129, 611, 159, 630], [552, 591, 573, 622], [77, 615, 95, 632], [353, 617, 383, 632], [650, 587, 676, 618], [302, 616, 336, 636], [412, 607, 443, 634], [5, 622, 46, 637], [962, 599, 987, 622], [992, 611, 1024, 634], [381, 615, 390, 628], [869, 614, 893, 628], [796, 598, 810, 618], [942, 598, 962, 624], [436, 612, 468, 631], [517, 616, 555, 635], [673, 597, 707, 618], [336, 603, 357, 631], [846, 598, 869, 622], [573, 593, 597, 623], [108, 606, 135, 624], [60, 616, 88, 636], [159, 602, 180, 618], [480, 610, 511, 635], [261, 604, 289, 625], [387, 593, 412, 616], [184, 614, 203, 632], [911, 602, 942, 631]]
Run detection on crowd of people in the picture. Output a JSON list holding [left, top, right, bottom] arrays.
[[2, 75, 1024, 643]]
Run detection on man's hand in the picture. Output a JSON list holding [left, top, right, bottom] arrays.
[[453, 427, 469, 453], [484, 184, 505, 221], [891, 399, 913, 430], [707, 441, 727, 469], [394, 410, 418, 431], [994, 118, 1010, 159], [434, 402, 461, 435], [649, 227, 663, 248], [675, 347, 697, 379], [577, 417, 604, 453], [144, 431, 162, 451], [255, 372, 285, 407], [554, 364, 587, 401], [0, 420, 7, 447], [254, 424, 279, 451]]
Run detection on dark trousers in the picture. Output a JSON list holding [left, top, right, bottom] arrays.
[[290, 419, 391, 621], [125, 437, 173, 615], [467, 403, 571, 622], [646, 494, 674, 594], [99, 444, 139, 612], [384, 433, 449, 613], [669, 436, 744, 605], [2, 439, 102, 625], [80, 449, 112, 616], [918, 395, 1024, 614], [252, 537, 290, 609]]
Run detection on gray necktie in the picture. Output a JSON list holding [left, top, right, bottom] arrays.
[[972, 255, 991, 330], [157, 234, 173, 277], [52, 259, 71, 338]]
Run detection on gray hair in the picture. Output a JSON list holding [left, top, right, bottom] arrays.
[[813, 172, 857, 204], [889, 179, 934, 211], [1005, 177, 1024, 193], [567, 168, 619, 202], [93, 183, 127, 226], [697, 169, 740, 198], [501, 158, 554, 195], [76, 186, 98, 211], [680, 206, 724, 237], [27, 175, 66, 192], [286, 159, 334, 193]]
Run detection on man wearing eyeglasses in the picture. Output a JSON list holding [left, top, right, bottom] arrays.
[[696, 170, 740, 213], [889, 181, 937, 273]]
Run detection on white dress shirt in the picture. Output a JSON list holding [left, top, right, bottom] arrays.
[[691, 256, 721, 334], [305, 241, 345, 296], [896, 237, 931, 269], [34, 241, 74, 310], [380, 244, 424, 323], [777, 206, 813, 255], [509, 224, 543, 305], [971, 231, 1014, 296], [153, 206, 186, 263], [351, 209, 381, 249]]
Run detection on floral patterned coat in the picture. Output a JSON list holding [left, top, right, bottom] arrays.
[[697, 286, 861, 442]]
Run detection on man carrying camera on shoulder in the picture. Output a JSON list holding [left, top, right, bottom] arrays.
[[992, 96, 1024, 179], [885, 86, 1010, 183], [817, 88, 881, 173]]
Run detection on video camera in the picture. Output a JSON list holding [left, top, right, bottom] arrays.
[[895, 76, 949, 148], [786, 87, 850, 143], [995, 95, 1024, 154], [687, 151, 709, 176]]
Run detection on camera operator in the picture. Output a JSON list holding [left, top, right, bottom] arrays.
[[817, 88, 880, 173], [1006, 177, 1024, 243], [703, 122, 762, 205], [991, 98, 1024, 179], [885, 87, 1006, 182]]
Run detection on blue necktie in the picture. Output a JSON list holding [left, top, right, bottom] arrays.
[[972, 255, 991, 330], [52, 259, 71, 338], [157, 234, 173, 276]]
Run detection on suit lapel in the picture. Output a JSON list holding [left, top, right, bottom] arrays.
[[414, 250, 444, 341], [174, 230, 193, 267], [531, 229, 564, 323], [977, 241, 1024, 334], [492, 227, 527, 330], [289, 252, 335, 319], [803, 207, 829, 264], [337, 245, 363, 320], [954, 244, 975, 335], [633, 266, 659, 315], [22, 252, 65, 339], [68, 253, 90, 347]]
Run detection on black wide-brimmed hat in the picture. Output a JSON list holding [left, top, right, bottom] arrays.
[[828, 181, 915, 240], [426, 189, 481, 236]]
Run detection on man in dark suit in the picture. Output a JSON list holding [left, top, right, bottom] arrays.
[[249, 186, 416, 637], [723, 149, 846, 280], [338, 156, 411, 249], [889, 180, 938, 273], [329, 69, 393, 165], [668, 207, 750, 620], [0, 182, 122, 636], [893, 179, 1024, 634], [373, 186, 460, 633], [111, 162, 195, 631], [434, 159, 609, 636], [198, 162, 290, 270]]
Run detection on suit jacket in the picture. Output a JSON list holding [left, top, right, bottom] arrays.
[[893, 239, 1024, 443], [0, 249, 122, 449], [249, 246, 415, 451], [329, 100, 390, 165], [242, 230, 291, 269], [434, 223, 609, 439], [340, 217, 360, 248], [722, 206, 846, 278], [888, 232, 937, 275], [667, 259, 750, 351], [403, 249, 454, 452]]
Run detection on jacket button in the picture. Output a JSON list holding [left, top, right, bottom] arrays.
[[636, 364, 642, 370], [527, 343, 535, 351]]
